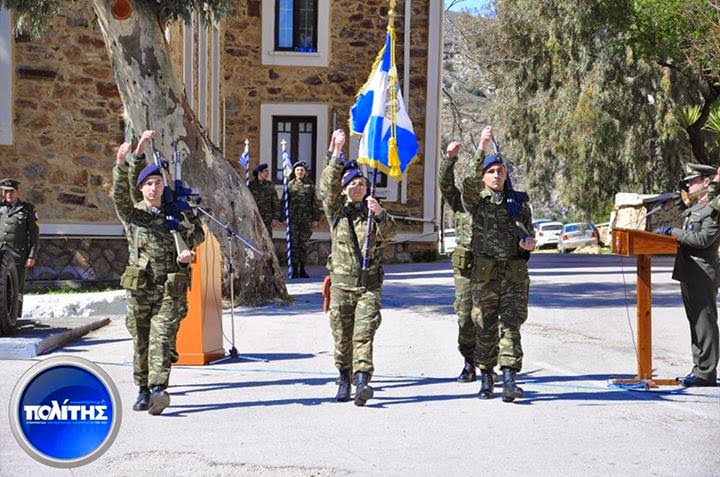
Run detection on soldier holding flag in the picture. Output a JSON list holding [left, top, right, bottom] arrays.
[[320, 129, 397, 406]]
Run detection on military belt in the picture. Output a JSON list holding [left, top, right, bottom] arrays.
[[331, 271, 382, 289]]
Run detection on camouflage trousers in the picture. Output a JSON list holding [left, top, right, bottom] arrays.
[[290, 221, 312, 263], [125, 278, 188, 389], [453, 267, 476, 361], [471, 275, 529, 371], [329, 285, 382, 375]]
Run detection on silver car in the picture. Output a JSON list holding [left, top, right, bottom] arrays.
[[557, 222, 598, 253]]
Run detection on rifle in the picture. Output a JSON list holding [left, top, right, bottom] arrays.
[[144, 105, 200, 258]]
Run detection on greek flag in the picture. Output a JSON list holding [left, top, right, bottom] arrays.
[[350, 31, 418, 179]]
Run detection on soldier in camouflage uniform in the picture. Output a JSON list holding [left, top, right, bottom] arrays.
[[0, 178, 39, 322], [438, 145, 478, 382], [249, 163, 282, 236], [320, 129, 397, 406], [456, 125, 536, 402], [660, 164, 719, 387], [112, 130, 205, 415], [283, 160, 320, 278]]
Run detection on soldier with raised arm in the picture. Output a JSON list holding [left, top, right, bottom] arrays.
[[112, 130, 205, 415], [320, 129, 397, 406]]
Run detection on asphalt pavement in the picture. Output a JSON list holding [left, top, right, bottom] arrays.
[[0, 254, 718, 476]]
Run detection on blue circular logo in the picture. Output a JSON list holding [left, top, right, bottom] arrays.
[[9, 357, 122, 468]]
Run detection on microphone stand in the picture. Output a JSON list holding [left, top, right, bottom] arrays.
[[193, 206, 264, 363]]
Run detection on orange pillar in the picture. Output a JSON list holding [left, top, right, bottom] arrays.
[[176, 227, 226, 365], [636, 254, 652, 380]]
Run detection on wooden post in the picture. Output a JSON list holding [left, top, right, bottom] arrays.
[[636, 254, 652, 380]]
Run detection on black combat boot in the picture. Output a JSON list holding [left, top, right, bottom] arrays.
[[501, 367, 524, 403], [354, 372, 374, 407], [291, 263, 300, 279], [457, 360, 476, 383], [299, 262, 310, 278], [477, 369, 494, 399], [132, 386, 150, 411], [148, 386, 171, 415], [336, 369, 352, 402]]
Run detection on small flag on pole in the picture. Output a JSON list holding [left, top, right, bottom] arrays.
[[239, 139, 250, 187]]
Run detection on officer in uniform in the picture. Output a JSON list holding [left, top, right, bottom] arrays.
[[439, 143, 478, 383], [0, 178, 39, 318], [320, 129, 397, 406], [460, 125, 536, 402], [112, 130, 205, 415], [661, 164, 719, 387], [248, 163, 282, 237], [284, 160, 320, 278]]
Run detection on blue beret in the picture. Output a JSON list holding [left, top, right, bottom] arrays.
[[137, 163, 163, 186], [292, 161, 308, 170], [341, 160, 359, 175], [253, 163, 268, 176], [481, 154, 504, 172], [342, 167, 364, 188]]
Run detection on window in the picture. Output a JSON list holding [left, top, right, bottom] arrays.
[[271, 116, 317, 185], [262, 0, 329, 67], [0, 8, 12, 145], [275, 0, 317, 52]]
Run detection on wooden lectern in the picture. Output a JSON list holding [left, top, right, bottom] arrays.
[[611, 228, 678, 386], [175, 228, 226, 365]]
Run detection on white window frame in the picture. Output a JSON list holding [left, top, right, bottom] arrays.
[[261, 0, 330, 67], [260, 103, 328, 195], [0, 8, 13, 145]]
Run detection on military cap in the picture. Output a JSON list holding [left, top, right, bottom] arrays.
[[292, 161, 309, 170], [253, 163, 269, 177], [136, 162, 163, 186], [341, 160, 359, 175], [342, 167, 364, 188], [481, 154, 504, 173], [681, 163, 717, 182], [0, 178, 19, 190]]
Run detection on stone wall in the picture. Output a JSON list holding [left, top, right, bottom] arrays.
[[26, 236, 128, 287], [0, 2, 123, 223]]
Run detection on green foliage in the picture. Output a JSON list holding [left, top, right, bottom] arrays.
[[0, 0, 241, 37], [676, 105, 702, 129], [0, 0, 65, 38], [705, 106, 720, 137]]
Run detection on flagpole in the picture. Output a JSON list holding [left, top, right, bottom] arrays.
[[242, 139, 250, 187], [281, 139, 293, 279], [360, 0, 397, 287]]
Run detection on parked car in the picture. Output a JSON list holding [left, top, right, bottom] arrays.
[[439, 228, 456, 254], [532, 218, 553, 230], [534, 221, 563, 249], [557, 222, 599, 253]]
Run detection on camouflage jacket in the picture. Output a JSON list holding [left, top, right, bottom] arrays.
[[283, 177, 320, 224], [671, 199, 720, 287], [438, 156, 472, 247], [0, 199, 39, 261], [249, 179, 282, 228], [461, 152, 534, 260], [320, 153, 397, 286], [112, 160, 205, 278]]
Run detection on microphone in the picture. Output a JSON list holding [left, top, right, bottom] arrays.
[[633, 204, 662, 229], [633, 202, 664, 229]]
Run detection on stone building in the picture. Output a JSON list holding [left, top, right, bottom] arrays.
[[0, 1, 443, 285]]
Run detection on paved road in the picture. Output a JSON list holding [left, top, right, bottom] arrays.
[[0, 254, 718, 476]]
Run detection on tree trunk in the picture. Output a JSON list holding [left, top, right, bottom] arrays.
[[91, 0, 289, 304]]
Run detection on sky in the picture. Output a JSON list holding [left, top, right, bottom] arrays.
[[445, 0, 492, 13]]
